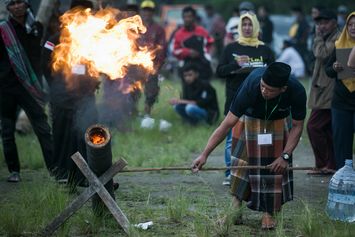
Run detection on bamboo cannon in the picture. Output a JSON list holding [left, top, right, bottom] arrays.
[[85, 124, 115, 216], [120, 166, 315, 173]]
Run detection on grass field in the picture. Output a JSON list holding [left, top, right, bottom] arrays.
[[1, 76, 355, 236]]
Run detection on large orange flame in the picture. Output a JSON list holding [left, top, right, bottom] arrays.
[[51, 7, 155, 83]]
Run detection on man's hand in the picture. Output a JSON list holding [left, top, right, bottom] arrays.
[[235, 55, 250, 67], [315, 24, 324, 37], [267, 157, 289, 174], [169, 98, 179, 105], [333, 61, 344, 72], [191, 155, 207, 173]]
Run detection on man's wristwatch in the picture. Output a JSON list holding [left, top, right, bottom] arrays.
[[281, 152, 290, 161]]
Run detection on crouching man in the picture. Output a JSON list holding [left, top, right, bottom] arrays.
[[192, 62, 307, 229]]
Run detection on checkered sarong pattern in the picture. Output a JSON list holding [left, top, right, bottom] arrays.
[[230, 115, 293, 213]]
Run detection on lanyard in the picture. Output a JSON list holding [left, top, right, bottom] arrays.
[[264, 95, 282, 133]]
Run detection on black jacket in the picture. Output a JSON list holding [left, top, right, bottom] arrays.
[[182, 79, 219, 124]]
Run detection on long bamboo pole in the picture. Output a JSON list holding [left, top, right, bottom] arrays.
[[120, 166, 315, 173]]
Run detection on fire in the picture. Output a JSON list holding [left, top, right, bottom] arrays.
[[90, 133, 105, 145], [51, 7, 155, 83]]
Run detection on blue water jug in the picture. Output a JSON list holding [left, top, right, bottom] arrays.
[[326, 159, 355, 222]]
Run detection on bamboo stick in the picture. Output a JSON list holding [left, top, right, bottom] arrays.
[[120, 166, 315, 173]]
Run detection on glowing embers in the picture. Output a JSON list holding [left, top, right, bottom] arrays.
[[90, 133, 105, 145], [86, 125, 110, 147]]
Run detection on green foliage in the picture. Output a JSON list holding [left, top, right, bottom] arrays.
[[165, 187, 190, 223], [1, 76, 353, 236], [107, 79, 225, 169], [295, 200, 355, 237], [0, 179, 70, 236]]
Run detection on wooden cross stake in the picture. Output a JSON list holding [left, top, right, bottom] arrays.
[[42, 152, 130, 236]]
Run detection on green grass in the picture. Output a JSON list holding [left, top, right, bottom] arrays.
[[0, 76, 353, 236]]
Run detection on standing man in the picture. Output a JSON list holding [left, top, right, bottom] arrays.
[[41, 0, 99, 186], [307, 9, 340, 175], [173, 6, 214, 81], [193, 62, 307, 229], [0, 0, 54, 182], [138, 0, 166, 117]]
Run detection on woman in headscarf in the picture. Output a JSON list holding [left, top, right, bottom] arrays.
[[216, 13, 274, 188], [325, 11, 355, 170]]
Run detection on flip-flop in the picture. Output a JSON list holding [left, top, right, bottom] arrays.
[[307, 168, 334, 176], [322, 168, 336, 175]]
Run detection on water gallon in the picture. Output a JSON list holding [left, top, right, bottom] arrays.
[[326, 159, 355, 222]]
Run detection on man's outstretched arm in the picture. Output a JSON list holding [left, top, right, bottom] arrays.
[[192, 112, 239, 171]]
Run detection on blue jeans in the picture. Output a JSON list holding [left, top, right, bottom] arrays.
[[332, 108, 355, 170], [174, 104, 208, 124], [224, 129, 232, 177]]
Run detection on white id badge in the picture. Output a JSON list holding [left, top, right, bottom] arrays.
[[72, 64, 86, 75], [257, 133, 273, 145]]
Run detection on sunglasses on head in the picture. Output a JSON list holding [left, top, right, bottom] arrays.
[[240, 10, 256, 15]]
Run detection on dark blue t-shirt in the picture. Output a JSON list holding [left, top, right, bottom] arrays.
[[230, 67, 307, 121]]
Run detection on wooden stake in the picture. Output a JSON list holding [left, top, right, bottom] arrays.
[[41, 153, 129, 236]]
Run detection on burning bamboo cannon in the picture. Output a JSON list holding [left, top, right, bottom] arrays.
[[85, 124, 115, 215]]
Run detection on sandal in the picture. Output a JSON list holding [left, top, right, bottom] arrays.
[[307, 168, 335, 176], [261, 213, 276, 230]]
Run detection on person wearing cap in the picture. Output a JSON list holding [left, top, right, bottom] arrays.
[[306, 9, 339, 175], [138, 0, 166, 117], [0, 0, 54, 182], [325, 11, 355, 170], [238, 1, 255, 15], [193, 62, 307, 230]]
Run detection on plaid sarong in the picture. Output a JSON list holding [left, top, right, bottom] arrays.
[[0, 20, 44, 106], [230, 115, 293, 214]]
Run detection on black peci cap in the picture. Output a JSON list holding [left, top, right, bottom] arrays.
[[314, 9, 337, 22], [262, 62, 291, 88]]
